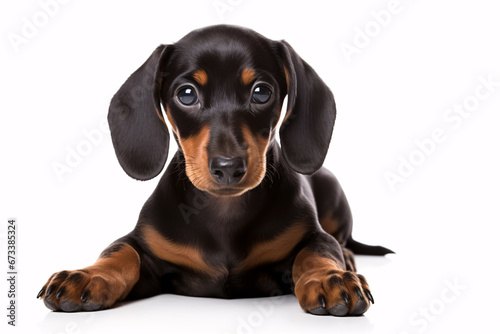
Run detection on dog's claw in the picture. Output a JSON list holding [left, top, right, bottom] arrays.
[[319, 294, 326, 308], [80, 289, 90, 303], [56, 287, 66, 299], [308, 294, 329, 315], [37, 287, 46, 299], [45, 285, 54, 297], [365, 290, 374, 304], [341, 290, 350, 304]]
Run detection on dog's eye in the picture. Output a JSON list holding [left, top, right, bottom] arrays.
[[177, 86, 199, 106], [252, 86, 272, 104]]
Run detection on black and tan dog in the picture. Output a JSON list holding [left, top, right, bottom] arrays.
[[38, 25, 392, 316]]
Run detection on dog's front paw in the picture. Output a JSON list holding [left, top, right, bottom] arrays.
[[294, 269, 374, 316], [37, 268, 125, 312]]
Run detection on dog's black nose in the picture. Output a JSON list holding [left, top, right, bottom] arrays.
[[209, 157, 247, 185]]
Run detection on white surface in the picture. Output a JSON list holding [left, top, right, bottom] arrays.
[[1, 0, 499, 333]]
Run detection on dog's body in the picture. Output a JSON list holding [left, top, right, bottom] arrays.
[[39, 25, 392, 316]]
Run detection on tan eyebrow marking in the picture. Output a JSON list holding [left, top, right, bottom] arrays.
[[241, 68, 256, 85], [193, 69, 208, 86]]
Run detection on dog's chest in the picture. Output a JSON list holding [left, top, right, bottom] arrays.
[[166, 261, 292, 298], [163, 226, 296, 298]]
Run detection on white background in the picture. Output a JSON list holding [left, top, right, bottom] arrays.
[[1, 0, 499, 333]]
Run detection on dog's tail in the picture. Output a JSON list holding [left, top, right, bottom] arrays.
[[346, 237, 394, 256]]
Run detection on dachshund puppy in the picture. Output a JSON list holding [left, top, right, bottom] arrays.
[[38, 25, 392, 316]]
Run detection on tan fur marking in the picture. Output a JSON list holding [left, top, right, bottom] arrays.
[[155, 107, 167, 127], [241, 68, 256, 85], [239, 124, 269, 191], [319, 213, 340, 236], [142, 224, 225, 278], [178, 126, 213, 192], [193, 69, 208, 86], [292, 249, 371, 314], [92, 244, 141, 299], [282, 65, 293, 124], [39, 243, 141, 310], [272, 106, 283, 129], [235, 223, 307, 271], [292, 249, 343, 312], [343, 248, 357, 272], [293, 249, 342, 284], [177, 125, 270, 198], [283, 66, 290, 91], [165, 106, 178, 135]]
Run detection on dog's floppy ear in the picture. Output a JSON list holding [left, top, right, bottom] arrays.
[[276, 41, 336, 175], [108, 45, 173, 180]]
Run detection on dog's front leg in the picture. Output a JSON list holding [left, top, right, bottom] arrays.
[[292, 232, 374, 316], [38, 241, 140, 312]]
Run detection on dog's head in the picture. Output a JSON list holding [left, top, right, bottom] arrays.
[[108, 25, 336, 197]]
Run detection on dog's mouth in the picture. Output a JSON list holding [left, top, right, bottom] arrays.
[[183, 160, 266, 198], [185, 160, 267, 198], [208, 187, 249, 197]]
